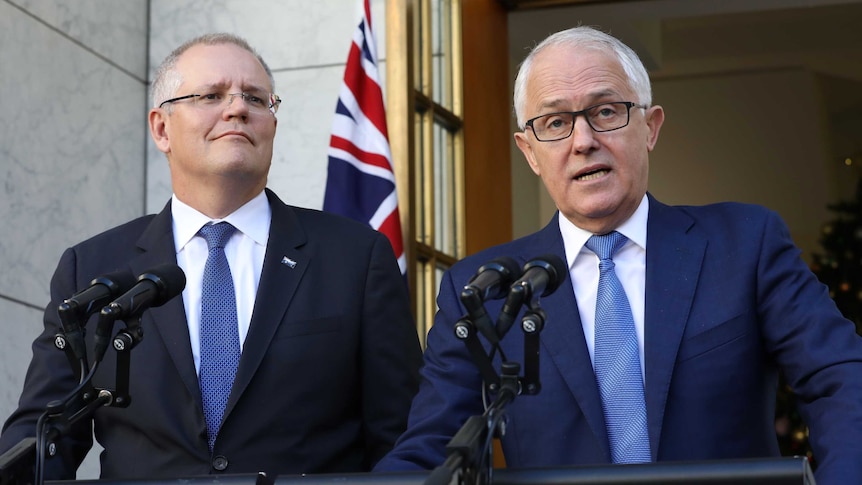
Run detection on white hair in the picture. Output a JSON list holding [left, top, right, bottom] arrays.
[[151, 33, 275, 109], [513, 26, 652, 128]]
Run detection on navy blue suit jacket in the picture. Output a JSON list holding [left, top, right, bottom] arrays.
[[0, 189, 422, 480], [376, 195, 862, 485]]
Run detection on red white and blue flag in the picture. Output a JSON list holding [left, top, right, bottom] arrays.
[[324, 0, 406, 276]]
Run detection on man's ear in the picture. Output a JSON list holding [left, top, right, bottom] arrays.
[[644, 105, 665, 152], [149, 108, 171, 154], [514, 131, 542, 176]]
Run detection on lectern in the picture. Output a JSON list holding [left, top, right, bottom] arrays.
[[41, 456, 815, 485]]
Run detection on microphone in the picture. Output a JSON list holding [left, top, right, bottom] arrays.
[[93, 264, 186, 362], [462, 257, 522, 301], [496, 254, 567, 338], [57, 270, 137, 360], [511, 254, 567, 300], [460, 257, 522, 345]]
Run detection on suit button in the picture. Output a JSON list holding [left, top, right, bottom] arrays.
[[212, 455, 229, 471]]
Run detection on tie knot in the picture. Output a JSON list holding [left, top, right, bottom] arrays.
[[199, 222, 236, 250], [585, 231, 628, 260]]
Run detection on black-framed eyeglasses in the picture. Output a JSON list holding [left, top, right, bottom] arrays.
[[159, 92, 282, 115], [524, 101, 646, 142]]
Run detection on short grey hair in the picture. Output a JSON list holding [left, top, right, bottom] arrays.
[[151, 33, 275, 109], [513, 26, 652, 129]]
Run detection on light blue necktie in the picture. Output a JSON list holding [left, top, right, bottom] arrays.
[[585, 231, 650, 464], [198, 222, 241, 452]]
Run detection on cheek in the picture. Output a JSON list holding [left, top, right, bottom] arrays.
[[621, 152, 650, 190], [535, 146, 568, 174], [255, 122, 277, 145]]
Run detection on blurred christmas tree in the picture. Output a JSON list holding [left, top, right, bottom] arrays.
[[776, 178, 862, 465], [811, 178, 862, 335]]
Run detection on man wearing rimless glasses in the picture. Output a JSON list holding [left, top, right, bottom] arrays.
[[0, 33, 421, 481]]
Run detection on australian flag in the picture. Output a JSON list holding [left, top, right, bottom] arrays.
[[323, 0, 406, 276]]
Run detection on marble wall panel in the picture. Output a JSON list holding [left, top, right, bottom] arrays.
[[268, 65, 346, 210], [148, 0, 387, 73], [9, 0, 148, 80], [1, 1, 148, 307], [1, 1, 147, 478]]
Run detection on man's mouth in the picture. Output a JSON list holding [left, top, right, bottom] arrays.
[[576, 168, 609, 181], [218, 131, 251, 142]]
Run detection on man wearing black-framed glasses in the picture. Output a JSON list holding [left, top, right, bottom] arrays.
[[377, 26, 862, 485], [0, 33, 421, 481]]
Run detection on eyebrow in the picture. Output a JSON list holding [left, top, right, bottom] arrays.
[[191, 83, 269, 94], [536, 91, 621, 112], [537, 99, 569, 112]]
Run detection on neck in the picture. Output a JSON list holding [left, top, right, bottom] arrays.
[[174, 180, 264, 219]]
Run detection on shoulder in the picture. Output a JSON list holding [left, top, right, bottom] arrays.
[[652, 196, 781, 233], [286, 205, 386, 244], [266, 189, 383, 241], [71, 214, 159, 254], [677, 200, 774, 219]]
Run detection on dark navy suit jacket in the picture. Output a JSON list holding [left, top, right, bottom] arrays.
[[375, 194, 862, 485], [0, 189, 422, 480]]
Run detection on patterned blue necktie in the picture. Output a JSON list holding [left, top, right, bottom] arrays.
[[585, 231, 650, 464], [198, 222, 241, 452]]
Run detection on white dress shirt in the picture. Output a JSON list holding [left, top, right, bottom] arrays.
[[559, 194, 649, 379], [171, 191, 271, 373]]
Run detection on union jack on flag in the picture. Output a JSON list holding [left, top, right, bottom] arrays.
[[323, 0, 406, 277]]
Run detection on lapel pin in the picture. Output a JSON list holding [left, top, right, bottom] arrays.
[[281, 256, 297, 268]]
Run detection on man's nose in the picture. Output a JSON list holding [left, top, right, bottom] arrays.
[[569, 115, 597, 152], [223, 93, 250, 118]]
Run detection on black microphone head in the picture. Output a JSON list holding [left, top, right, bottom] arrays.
[[480, 256, 522, 280], [523, 254, 568, 297], [88, 270, 138, 297], [137, 263, 186, 307], [467, 256, 523, 301], [62, 269, 137, 318]]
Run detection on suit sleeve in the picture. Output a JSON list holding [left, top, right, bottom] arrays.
[[0, 248, 94, 480], [755, 210, 862, 483], [373, 265, 486, 471], [359, 233, 423, 468]]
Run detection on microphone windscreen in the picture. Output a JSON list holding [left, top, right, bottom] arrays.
[[138, 263, 186, 306], [528, 254, 568, 296], [90, 270, 138, 296]]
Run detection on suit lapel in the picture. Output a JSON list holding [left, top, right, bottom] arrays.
[[529, 218, 611, 459], [130, 201, 201, 403], [224, 190, 308, 416], [130, 193, 310, 432], [642, 195, 704, 459]]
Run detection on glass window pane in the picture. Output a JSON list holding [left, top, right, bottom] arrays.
[[433, 122, 457, 254], [415, 110, 428, 245], [414, 0, 424, 93], [431, 0, 452, 110]]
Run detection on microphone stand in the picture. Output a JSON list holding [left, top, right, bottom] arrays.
[[425, 299, 546, 485], [0, 312, 144, 485]]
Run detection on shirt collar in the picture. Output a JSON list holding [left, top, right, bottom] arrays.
[[559, 194, 649, 268], [171, 191, 271, 252]]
